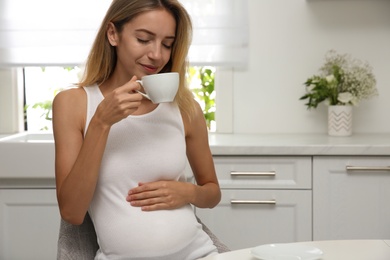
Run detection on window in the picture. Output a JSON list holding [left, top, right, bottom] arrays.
[[23, 66, 216, 132], [24, 67, 81, 131]]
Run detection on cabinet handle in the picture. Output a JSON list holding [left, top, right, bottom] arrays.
[[346, 166, 390, 172], [230, 199, 276, 205], [230, 171, 276, 177]]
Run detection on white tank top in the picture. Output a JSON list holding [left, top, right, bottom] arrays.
[[83, 85, 217, 260]]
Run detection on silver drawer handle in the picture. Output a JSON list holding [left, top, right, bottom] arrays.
[[230, 199, 276, 205], [230, 171, 276, 177], [346, 166, 390, 172]]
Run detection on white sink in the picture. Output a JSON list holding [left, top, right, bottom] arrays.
[[0, 132, 54, 142], [0, 132, 55, 183]]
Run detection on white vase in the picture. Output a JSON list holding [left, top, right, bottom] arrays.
[[328, 105, 353, 136]]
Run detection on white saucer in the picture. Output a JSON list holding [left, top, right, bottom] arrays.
[[251, 243, 324, 260]]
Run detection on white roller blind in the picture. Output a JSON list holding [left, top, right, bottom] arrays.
[[0, 0, 111, 67], [182, 0, 248, 67], [0, 0, 248, 67]]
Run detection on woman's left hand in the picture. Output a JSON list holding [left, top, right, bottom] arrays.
[[126, 181, 194, 211]]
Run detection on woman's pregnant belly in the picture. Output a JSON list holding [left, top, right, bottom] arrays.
[[90, 202, 201, 258]]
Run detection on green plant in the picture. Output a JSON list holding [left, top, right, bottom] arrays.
[[188, 66, 215, 129], [300, 50, 378, 109]]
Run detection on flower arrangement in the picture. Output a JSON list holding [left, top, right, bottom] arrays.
[[300, 50, 378, 109]]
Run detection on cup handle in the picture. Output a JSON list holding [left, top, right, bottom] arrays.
[[136, 80, 143, 86], [135, 90, 151, 101], [135, 80, 151, 100]]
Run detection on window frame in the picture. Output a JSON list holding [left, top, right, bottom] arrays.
[[214, 68, 233, 133], [0, 68, 24, 134]]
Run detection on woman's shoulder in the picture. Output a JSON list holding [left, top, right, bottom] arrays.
[[181, 99, 206, 137], [54, 86, 85, 104], [52, 86, 87, 132], [52, 86, 87, 115]]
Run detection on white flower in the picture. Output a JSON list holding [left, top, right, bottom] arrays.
[[337, 92, 353, 104], [301, 50, 378, 109], [326, 74, 335, 83]]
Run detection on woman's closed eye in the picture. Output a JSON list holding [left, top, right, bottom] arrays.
[[137, 38, 149, 44], [162, 43, 173, 49], [162, 39, 174, 49], [137, 38, 171, 49]]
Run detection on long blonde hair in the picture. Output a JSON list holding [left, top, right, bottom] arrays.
[[79, 0, 196, 119]]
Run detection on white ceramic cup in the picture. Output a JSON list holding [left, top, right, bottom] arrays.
[[136, 72, 179, 104]]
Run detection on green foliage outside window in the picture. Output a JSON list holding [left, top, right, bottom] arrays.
[[26, 66, 216, 131], [187, 66, 216, 130]]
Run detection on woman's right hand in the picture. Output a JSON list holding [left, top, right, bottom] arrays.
[[94, 76, 143, 127]]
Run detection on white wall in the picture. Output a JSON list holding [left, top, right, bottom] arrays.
[[232, 0, 390, 134]]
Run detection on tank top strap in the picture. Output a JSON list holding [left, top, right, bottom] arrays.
[[83, 85, 103, 136]]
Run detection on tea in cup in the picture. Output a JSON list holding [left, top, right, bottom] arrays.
[[136, 72, 179, 104]]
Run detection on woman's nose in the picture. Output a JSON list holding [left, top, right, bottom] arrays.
[[148, 43, 162, 60]]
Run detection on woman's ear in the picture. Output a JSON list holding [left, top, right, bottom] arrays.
[[107, 22, 118, 46]]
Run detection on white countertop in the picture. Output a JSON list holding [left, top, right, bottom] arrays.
[[209, 133, 390, 156], [1, 132, 390, 156]]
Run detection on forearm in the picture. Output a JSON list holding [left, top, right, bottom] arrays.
[[190, 182, 221, 209]]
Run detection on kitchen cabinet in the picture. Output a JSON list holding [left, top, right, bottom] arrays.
[[313, 156, 390, 240], [0, 134, 58, 260], [0, 189, 60, 260], [196, 156, 312, 250]]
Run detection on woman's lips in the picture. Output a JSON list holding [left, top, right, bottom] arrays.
[[141, 64, 158, 73]]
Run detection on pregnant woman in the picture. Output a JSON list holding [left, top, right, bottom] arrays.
[[52, 0, 221, 259]]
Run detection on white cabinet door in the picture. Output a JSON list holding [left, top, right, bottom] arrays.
[[196, 189, 312, 250], [313, 156, 390, 240], [0, 189, 60, 260]]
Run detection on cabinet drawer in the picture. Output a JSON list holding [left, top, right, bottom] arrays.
[[213, 156, 311, 189], [196, 189, 312, 250]]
